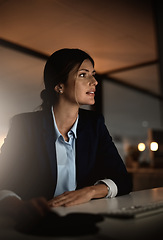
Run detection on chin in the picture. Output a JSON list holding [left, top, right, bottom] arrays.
[[90, 100, 95, 105], [79, 99, 95, 106], [84, 101, 95, 106]]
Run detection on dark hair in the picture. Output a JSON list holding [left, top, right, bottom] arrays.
[[40, 48, 94, 110]]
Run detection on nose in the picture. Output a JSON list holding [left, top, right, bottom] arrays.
[[89, 76, 98, 86]]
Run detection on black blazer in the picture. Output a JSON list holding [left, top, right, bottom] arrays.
[[0, 109, 132, 200]]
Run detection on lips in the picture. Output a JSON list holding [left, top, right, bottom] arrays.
[[86, 91, 95, 94], [86, 89, 96, 95]]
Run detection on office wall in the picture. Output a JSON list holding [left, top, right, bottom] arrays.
[[103, 80, 162, 160], [0, 46, 45, 147]]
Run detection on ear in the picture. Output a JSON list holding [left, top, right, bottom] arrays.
[[54, 84, 64, 93]]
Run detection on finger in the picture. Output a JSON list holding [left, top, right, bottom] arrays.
[[52, 192, 87, 207], [63, 196, 90, 207], [61, 190, 93, 207], [53, 191, 71, 200], [51, 193, 78, 207], [50, 197, 70, 207], [48, 192, 72, 207], [49, 188, 92, 207]]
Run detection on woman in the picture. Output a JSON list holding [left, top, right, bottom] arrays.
[[0, 48, 132, 224]]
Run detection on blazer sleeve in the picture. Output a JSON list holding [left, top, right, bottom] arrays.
[[0, 113, 55, 200], [96, 114, 132, 196], [0, 115, 28, 192], [0, 114, 40, 196]]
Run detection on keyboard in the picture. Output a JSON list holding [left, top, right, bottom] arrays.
[[106, 201, 163, 219]]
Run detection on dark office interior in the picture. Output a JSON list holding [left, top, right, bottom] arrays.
[[0, 0, 163, 191]]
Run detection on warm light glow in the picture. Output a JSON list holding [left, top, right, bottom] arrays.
[[138, 143, 146, 152], [150, 142, 158, 151], [0, 135, 5, 152]]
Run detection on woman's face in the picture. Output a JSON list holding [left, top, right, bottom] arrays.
[[62, 59, 98, 106]]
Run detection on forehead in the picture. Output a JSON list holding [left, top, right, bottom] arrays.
[[79, 59, 94, 71], [68, 59, 94, 76]]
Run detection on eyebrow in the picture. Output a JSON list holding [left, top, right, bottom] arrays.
[[79, 69, 96, 74]]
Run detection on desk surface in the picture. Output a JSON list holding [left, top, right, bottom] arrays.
[[0, 187, 163, 240]]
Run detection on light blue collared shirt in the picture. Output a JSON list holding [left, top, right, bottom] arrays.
[[51, 109, 78, 197]]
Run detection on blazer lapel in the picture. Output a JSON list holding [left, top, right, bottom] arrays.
[[76, 109, 91, 187], [42, 110, 57, 187]]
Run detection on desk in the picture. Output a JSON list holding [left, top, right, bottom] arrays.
[[0, 187, 163, 240]]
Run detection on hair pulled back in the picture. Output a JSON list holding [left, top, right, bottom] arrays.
[[40, 48, 94, 110]]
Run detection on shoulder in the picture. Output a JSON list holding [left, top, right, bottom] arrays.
[[10, 111, 47, 128], [11, 110, 43, 121], [7, 111, 52, 137]]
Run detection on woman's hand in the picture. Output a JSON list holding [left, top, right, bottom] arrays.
[[48, 184, 108, 207]]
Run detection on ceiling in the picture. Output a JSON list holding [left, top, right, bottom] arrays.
[[0, 0, 162, 146], [0, 0, 160, 91]]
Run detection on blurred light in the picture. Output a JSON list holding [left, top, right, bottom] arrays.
[[0, 135, 5, 152], [0, 136, 5, 147], [150, 142, 158, 151], [142, 121, 148, 127], [138, 143, 146, 151]]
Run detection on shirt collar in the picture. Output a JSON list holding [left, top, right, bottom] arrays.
[[51, 107, 78, 140], [70, 116, 78, 139]]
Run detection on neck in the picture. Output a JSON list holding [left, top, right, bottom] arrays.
[[52, 101, 79, 137]]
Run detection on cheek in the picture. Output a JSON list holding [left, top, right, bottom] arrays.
[[75, 84, 85, 97], [65, 80, 76, 95], [73, 88, 84, 103]]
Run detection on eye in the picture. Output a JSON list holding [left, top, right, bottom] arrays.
[[79, 73, 86, 78]]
